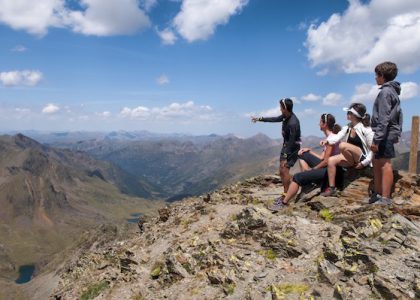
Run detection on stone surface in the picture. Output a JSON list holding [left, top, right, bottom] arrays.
[[52, 172, 420, 300]]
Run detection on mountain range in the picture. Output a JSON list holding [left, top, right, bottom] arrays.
[[0, 134, 162, 288], [30, 132, 282, 200], [23, 130, 419, 200]]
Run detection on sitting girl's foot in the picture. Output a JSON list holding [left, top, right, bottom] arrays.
[[268, 195, 288, 212], [320, 186, 338, 197]]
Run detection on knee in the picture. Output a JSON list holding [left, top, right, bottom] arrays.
[[280, 165, 289, 176], [292, 174, 302, 186], [327, 157, 336, 167], [339, 142, 347, 152]]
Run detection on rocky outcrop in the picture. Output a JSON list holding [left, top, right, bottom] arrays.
[[52, 171, 420, 300]]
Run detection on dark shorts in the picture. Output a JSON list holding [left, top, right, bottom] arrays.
[[280, 145, 300, 168], [374, 139, 395, 159], [298, 151, 321, 168], [293, 151, 344, 189]]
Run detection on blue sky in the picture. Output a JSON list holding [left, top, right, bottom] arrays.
[[0, 0, 419, 138]]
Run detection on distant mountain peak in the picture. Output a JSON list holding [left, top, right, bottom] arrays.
[[13, 133, 44, 150]]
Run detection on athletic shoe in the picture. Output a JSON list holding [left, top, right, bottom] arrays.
[[320, 187, 338, 197], [366, 192, 381, 204], [373, 196, 392, 205], [268, 196, 287, 212]]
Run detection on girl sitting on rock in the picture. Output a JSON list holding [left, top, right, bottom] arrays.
[[269, 113, 341, 211], [320, 103, 374, 197]]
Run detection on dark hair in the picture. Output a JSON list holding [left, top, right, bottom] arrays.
[[349, 103, 370, 127], [279, 98, 293, 112], [375, 61, 398, 82], [321, 113, 341, 134], [362, 113, 371, 127], [349, 103, 366, 118]]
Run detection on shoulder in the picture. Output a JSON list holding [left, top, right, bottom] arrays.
[[292, 113, 301, 123]]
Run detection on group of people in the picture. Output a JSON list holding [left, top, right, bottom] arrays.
[[251, 61, 403, 212]]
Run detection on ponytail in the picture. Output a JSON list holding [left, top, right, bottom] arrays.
[[321, 113, 341, 134], [332, 124, 341, 134], [362, 113, 371, 127]]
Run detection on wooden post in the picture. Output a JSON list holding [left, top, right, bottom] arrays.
[[409, 116, 419, 174]]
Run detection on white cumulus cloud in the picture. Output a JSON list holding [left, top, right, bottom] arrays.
[[0, 70, 43, 86], [301, 93, 321, 101], [11, 45, 27, 52], [351, 81, 418, 102], [296, 108, 317, 118], [400, 82, 419, 101], [0, 0, 64, 36], [65, 0, 150, 36], [351, 84, 380, 103], [156, 27, 177, 45], [306, 0, 420, 74], [172, 0, 249, 42], [120, 101, 213, 120], [42, 104, 60, 114], [156, 74, 170, 85], [323, 93, 343, 106], [0, 0, 150, 36], [140, 0, 157, 12], [96, 111, 111, 118]]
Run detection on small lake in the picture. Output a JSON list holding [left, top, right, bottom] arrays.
[[127, 212, 142, 224], [15, 265, 35, 284]]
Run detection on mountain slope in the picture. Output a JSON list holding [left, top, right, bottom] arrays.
[[58, 133, 282, 199], [0, 134, 162, 285], [51, 171, 420, 299]]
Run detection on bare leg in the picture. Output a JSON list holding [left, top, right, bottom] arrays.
[[327, 154, 352, 187], [373, 158, 382, 195], [283, 181, 300, 204], [299, 159, 310, 172], [380, 159, 393, 198], [280, 160, 291, 193], [327, 155, 343, 187], [339, 142, 363, 166]]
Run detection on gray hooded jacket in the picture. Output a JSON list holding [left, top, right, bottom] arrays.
[[371, 81, 403, 144]]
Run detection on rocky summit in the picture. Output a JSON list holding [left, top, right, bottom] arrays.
[[52, 171, 420, 300]]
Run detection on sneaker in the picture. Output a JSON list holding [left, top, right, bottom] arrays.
[[320, 187, 338, 197], [268, 196, 287, 212], [367, 192, 381, 204], [372, 196, 392, 205]]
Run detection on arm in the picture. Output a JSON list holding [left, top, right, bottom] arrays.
[[259, 115, 285, 122], [398, 109, 403, 141], [360, 127, 374, 167], [373, 91, 392, 144], [313, 145, 333, 169], [360, 151, 373, 167], [283, 122, 300, 154], [327, 126, 348, 145]]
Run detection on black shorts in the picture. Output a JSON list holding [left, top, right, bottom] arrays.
[[280, 145, 300, 168], [298, 151, 321, 168], [294, 151, 344, 189], [374, 139, 395, 159]]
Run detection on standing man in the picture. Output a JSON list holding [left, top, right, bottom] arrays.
[[252, 98, 301, 211], [370, 61, 403, 205]]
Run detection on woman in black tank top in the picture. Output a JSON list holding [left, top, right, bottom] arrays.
[[321, 103, 372, 197]]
